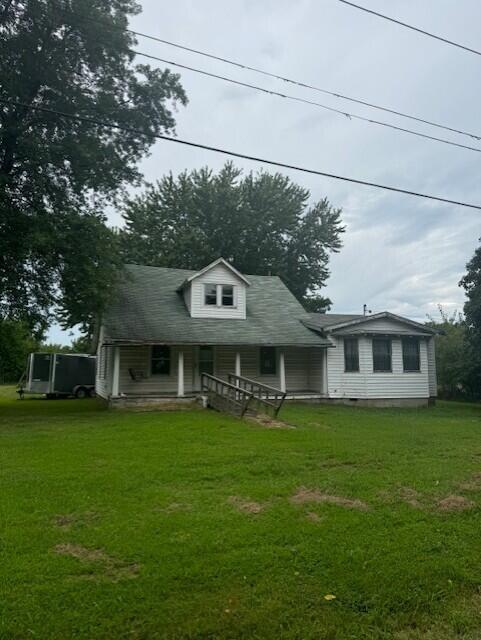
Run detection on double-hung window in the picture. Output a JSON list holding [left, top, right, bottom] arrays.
[[204, 284, 217, 306], [260, 347, 277, 375], [372, 338, 392, 372], [222, 285, 234, 306], [344, 338, 359, 372], [204, 284, 235, 307], [151, 346, 171, 375], [402, 337, 420, 372]]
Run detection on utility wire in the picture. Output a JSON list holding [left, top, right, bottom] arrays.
[[133, 48, 481, 155], [127, 29, 481, 142], [336, 0, 481, 57], [56, 7, 481, 143], [1, 98, 480, 210]]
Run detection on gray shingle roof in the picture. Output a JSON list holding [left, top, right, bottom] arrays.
[[307, 313, 364, 328], [102, 264, 331, 347]]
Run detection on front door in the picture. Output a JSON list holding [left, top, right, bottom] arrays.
[[199, 346, 215, 378]]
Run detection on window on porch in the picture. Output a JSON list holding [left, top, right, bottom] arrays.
[[260, 347, 277, 375], [151, 346, 171, 375]]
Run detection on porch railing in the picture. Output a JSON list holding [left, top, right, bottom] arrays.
[[227, 374, 287, 418], [201, 373, 253, 417]]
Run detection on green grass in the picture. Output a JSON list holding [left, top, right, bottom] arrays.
[[1, 387, 481, 639]]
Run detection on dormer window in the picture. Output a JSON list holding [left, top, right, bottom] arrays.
[[222, 285, 234, 306], [179, 258, 249, 319], [204, 283, 235, 307], [205, 284, 217, 306]]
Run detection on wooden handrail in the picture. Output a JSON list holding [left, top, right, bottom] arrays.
[[227, 373, 282, 395], [201, 373, 253, 417], [227, 373, 287, 418]]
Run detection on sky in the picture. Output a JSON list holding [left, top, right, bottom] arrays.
[[49, 0, 481, 343]]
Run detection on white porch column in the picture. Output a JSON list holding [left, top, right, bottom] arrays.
[[235, 352, 241, 377], [178, 350, 184, 397], [321, 348, 328, 395], [112, 346, 120, 397], [279, 351, 286, 393]]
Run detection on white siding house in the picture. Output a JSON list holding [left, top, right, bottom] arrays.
[[95, 259, 438, 408]]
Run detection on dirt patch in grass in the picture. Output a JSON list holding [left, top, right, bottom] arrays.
[[436, 495, 475, 512], [53, 543, 140, 581], [306, 511, 324, 523], [53, 511, 99, 529], [290, 487, 369, 511], [459, 472, 481, 492], [247, 415, 295, 429], [228, 496, 266, 514], [398, 487, 424, 509]]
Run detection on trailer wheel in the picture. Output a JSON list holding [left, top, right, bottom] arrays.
[[75, 387, 88, 399], [88, 388, 96, 398]]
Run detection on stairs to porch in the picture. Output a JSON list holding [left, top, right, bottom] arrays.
[[200, 373, 287, 418]]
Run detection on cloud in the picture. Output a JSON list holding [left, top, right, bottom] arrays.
[[48, 0, 481, 341]]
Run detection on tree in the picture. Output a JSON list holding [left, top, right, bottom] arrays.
[[426, 307, 467, 399], [121, 163, 344, 309], [0, 320, 39, 384], [460, 244, 481, 397], [0, 0, 187, 337]]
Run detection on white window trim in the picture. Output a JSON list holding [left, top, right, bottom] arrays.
[[204, 283, 218, 307], [203, 283, 237, 309]]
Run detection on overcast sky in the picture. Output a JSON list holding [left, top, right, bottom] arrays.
[[50, 0, 481, 343]]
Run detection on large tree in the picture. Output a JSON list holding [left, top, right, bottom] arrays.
[[121, 163, 344, 310], [459, 244, 481, 397], [0, 0, 187, 337]]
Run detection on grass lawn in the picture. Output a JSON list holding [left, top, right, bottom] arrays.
[[1, 387, 481, 639]]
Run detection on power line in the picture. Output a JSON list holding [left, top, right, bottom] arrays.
[[336, 0, 481, 57], [1, 98, 480, 211], [56, 8, 481, 143], [125, 29, 481, 143], [133, 48, 481, 155]]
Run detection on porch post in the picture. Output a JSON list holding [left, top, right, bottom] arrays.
[[112, 346, 120, 397], [321, 348, 328, 395], [178, 350, 184, 397], [279, 351, 286, 393], [235, 352, 241, 377]]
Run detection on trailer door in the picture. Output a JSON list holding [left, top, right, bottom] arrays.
[[30, 354, 53, 394]]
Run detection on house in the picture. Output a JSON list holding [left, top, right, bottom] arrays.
[[95, 258, 438, 408]]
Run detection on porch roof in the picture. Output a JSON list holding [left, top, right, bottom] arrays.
[[102, 264, 331, 347]]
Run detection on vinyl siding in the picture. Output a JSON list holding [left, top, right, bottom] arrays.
[[105, 344, 320, 396], [119, 345, 195, 395], [188, 263, 247, 319], [326, 335, 430, 399], [95, 326, 112, 399], [427, 337, 437, 397], [337, 317, 431, 335]]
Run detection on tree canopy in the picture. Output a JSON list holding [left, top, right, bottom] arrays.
[[459, 243, 481, 396], [121, 163, 345, 310], [0, 0, 187, 337]]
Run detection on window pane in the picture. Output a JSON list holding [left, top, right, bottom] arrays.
[[204, 284, 217, 306], [372, 338, 391, 372], [260, 347, 276, 375], [402, 338, 420, 371], [222, 285, 234, 306], [344, 338, 359, 372], [151, 345, 170, 375]]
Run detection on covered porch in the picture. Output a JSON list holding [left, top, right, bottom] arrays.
[[100, 344, 328, 402]]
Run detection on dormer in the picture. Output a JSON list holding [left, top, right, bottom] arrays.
[[178, 258, 250, 319]]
